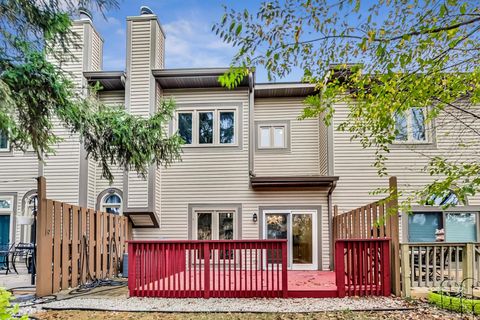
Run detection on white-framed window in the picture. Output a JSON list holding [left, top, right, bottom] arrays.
[[176, 107, 237, 147], [100, 193, 122, 215], [0, 130, 9, 151], [258, 124, 287, 149], [394, 107, 429, 143], [193, 210, 236, 241]]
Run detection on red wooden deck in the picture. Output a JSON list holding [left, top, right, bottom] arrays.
[[137, 270, 338, 298], [288, 271, 338, 298], [128, 239, 390, 298]]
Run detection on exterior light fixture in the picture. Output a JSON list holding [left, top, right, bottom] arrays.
[[252, 213, 258, 223]]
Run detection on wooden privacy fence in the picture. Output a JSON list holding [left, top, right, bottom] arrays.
[[36, 177, 130, 296], [128, 240, 288, 298], [332, 177, 400, 296], [335, 238, 391, 297], [400, 242, 480, 297]]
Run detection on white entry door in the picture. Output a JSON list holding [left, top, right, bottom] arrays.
[[264, 210, 318, 270]]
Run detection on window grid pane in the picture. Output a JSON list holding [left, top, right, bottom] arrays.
[[219, 112, 235, 144], [260, 127, 270, 148], [394, 112, 408, 141], [445, 213, 476, 242], [0, 131, 8, 150], [411, 107, 426, 141], [198, 112, 214, 144], [197, 212, 212, 240], [408, 212, 441, 242], [218, 212, 234, 240], [273, 127, 285, 148], [178, 113, 193, 144]]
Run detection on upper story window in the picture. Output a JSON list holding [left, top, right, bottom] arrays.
[[394, 107, 429, 143], [0, 130, 9, 151], [101, 193, 122, 215], [257, 122, 289, 149], [176, 107, 237, 147]]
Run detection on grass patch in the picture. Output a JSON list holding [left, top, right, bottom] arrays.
[[428, 291, 480, 315]]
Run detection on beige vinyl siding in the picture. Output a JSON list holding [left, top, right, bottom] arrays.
[[0, 151, 38, 243], [44, 124, 81, 204], [134, 89, 331, 270], [155, 23, 165, 69], [43, 22, 86, 205], [48, 23, 84, 89], [319, 117, 329, 175], [98, 91, 125, 106], [332, 102, 480, 241], [254, 98, 321, 176], [155, 83, 163, 216], [90, 27, 103, 71], [92, 90, 127, 208], [128, 19, 151, 117], [85, 25, 104, 208], [125, 18, 154, 209], [87, 158, 96, 208]]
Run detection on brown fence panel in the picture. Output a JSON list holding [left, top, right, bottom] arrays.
[[36, 177, 130, 297]]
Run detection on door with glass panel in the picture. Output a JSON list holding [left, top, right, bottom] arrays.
[[264, 210, 317, 270], [194, 210, 235, 260]]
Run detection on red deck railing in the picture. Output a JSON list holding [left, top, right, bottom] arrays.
[[335, 238, 391, 297], [128, 240, 288, 298]]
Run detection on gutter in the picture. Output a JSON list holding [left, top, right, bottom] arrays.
[[248, 71, 255, 188], [327, 179, 337, 271]]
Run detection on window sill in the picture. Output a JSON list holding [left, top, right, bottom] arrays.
[[0, 150, 13, 156], [390, 141, 437, 150], [182, 144, 239, 148], [256, 147, 291, 153]]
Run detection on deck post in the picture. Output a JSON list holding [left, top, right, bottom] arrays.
[[128, 242, 135, 296], [400, 244, 411, 298], [36, 176, 53, 297], [463, 243, 474, 295], [281, 241, 288, 298], [388, 176, 401, 296], [335, 240, 346, 297], [382, 240, 392, 296], [203, 242, 210, 298]]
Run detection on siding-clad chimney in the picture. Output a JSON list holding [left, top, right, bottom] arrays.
[[124, 7, 165, 213], [46, 13, 103, 206]]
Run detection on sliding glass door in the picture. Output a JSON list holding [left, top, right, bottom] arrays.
[[264, 210, 317, 270]]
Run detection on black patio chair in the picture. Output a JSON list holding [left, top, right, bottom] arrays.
[[0, 243, 16, 275], [11, 242, 35, 274]]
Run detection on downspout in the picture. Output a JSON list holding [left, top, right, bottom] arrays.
[[328, 180, 337, 271], [248, 71, 255, 187]]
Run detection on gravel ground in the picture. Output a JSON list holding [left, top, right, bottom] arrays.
[[33, 307, 467, 320], [19, 296, 409, 315]]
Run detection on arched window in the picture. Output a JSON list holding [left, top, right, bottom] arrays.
[[19, 192, 37, 243], [101, 193, 122, 215], [426, 190, 460, 206]]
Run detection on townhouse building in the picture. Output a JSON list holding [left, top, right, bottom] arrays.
[[1, 8, 479, 271]]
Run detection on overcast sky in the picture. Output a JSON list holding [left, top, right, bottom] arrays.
[[91, 0, 301, 82]]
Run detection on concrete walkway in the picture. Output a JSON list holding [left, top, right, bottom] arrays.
[[0, 265, 33, 290]]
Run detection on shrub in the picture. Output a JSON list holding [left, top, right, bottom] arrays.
[[0, 287, 27, 320], [428, 291, 480, 315]]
